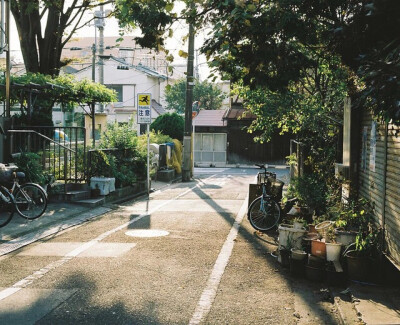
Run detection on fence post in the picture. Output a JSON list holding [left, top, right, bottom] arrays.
[[64, 149, 68, 194]]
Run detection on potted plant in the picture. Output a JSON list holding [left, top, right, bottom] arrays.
[[293, 217, 306, 230], [279, 237, 294, 267], [286, 174, 328, 220], [328, 198, 374, 247], [344, 220, 382, 282], [325, 228, 342, 262]]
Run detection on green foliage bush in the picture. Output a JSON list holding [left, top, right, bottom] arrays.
[[151, 113, 184, 141], [89, 122, 147, 187], [13, 152, 47, 184], [286, 174, 328, 214]]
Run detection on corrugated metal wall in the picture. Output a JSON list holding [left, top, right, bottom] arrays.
[[359, 110, 400, 266]]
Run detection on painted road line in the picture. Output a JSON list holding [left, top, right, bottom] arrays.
[[0, 175, 218, 303], [189, 197, 248, 325]]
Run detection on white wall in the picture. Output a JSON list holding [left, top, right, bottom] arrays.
[[71, 60, 167, 127]]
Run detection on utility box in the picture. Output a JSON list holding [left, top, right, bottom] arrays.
[[159, 144, 167, 169], [90, 177, 116, 195]]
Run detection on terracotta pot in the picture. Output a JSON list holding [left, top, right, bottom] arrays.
[[311, 239, 326, 258], [308, 224, 317, 233]]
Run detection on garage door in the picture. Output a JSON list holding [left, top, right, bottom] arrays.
[[194, 133, 227, 167]]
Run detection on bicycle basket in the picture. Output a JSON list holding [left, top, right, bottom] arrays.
[[0, 169, 13, 184], [0, 164, 17, 185]]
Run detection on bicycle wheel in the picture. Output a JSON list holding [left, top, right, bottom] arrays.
[[0, 186, 14, 227], [248, 196, 280, 231], [14, 183, 47, 220]]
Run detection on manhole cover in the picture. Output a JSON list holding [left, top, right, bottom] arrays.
[[125, 230, 169, 238]]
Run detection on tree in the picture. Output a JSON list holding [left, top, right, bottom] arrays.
[[10, 0, 112, 76], [235, 51, 348, 178], [150, 113, 184, 141], [201, 0, 400, 123], [165, 79, 226, 113], [115, 0, 400, 124]]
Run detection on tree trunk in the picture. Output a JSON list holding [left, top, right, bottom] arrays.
[[11, 1, 79, 77]]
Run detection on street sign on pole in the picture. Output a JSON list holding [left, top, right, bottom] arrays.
[[137, 93, 152, 124], [137, 93, 152, 194]]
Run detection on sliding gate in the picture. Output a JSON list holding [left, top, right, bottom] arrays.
[[194, 133, 227, 167]]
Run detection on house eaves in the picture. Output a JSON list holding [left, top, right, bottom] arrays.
[[193, 109, 227, 127]]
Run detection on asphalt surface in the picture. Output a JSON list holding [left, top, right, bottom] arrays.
[[0, 167, 397, 324]]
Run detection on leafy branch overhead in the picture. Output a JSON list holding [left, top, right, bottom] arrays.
[[115, 0, 400, 124], [0, 73, 117, 114]]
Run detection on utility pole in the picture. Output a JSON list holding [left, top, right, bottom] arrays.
[[5, 0, 10, 118], [182, 21, 195, 182], [91, 43, 96, 147], [97, 5, 105, 113]]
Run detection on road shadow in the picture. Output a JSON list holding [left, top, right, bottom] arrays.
[[0, 272, 166, 325]]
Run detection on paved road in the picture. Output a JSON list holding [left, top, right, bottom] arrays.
[[0, 167, 346, 324]]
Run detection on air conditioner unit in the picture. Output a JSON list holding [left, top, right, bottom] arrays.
[[335, 163, 350, 180]]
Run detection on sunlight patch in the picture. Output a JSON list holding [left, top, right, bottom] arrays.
[[125, 229, 169, 238]]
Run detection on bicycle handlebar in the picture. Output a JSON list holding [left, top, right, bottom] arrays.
[[255, 164, 276, 178]]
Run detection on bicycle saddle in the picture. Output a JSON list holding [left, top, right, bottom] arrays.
[[255, 163, 269, 169], [14, 171, 25, 179]]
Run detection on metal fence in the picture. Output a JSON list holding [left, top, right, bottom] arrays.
[[8, 126, 87, 185]]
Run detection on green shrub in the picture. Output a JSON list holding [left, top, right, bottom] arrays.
[[13, 152, 47, 184], [99, 122, 138, 150], [286, 174, 328, 214], [150, 113, 184, 141]]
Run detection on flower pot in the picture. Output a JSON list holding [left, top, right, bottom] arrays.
[[305, 265, 325, 282], [278, 224, 308, 250], [326, 242, 342, 262], [345, 250, 374, 282], [291, 248, 307, 261], [308, 224, 317, 233], [308, 254, 325, 268], [278, 249, 290, 268], [326, 265, 346, 287], [311, 239, 326, 258], [293, 221, 304, 229], [335, 229, 357, 246], [315, 220, 334, 240], [290, 258, 305, 277]]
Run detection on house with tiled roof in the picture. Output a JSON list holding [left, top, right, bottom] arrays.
[[65, 54, 168, 139]]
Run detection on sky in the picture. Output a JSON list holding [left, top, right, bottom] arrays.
[[3, 2, 211, 80]]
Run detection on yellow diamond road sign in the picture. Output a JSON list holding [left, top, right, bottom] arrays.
[[137, 93, 152, 124]]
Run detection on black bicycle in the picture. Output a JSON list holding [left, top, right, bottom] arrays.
[[247, 164, 284, 231], [1, 164, 47, 221], [0, 184, 15, 228]]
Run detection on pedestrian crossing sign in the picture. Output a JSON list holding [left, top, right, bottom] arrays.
[[137, 93, 152, 124]]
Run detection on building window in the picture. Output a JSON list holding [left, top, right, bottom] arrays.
[[106, 85, 123, 102]]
